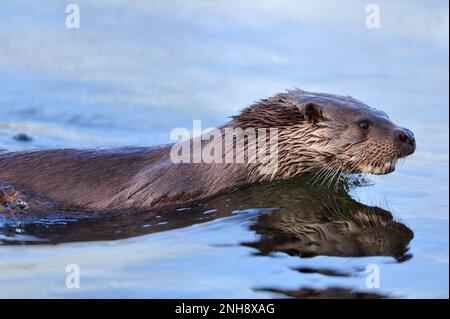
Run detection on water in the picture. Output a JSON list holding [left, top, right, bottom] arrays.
[[0, 0, 448, 298]]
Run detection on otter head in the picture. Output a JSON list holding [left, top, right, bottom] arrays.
[[232, 89, 415, 179]]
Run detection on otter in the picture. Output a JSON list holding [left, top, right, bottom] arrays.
[[0, 89, 415, 214]]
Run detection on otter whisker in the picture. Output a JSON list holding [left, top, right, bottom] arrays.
[[326, 166, 341, 189], [315, 162, 338, 187], [308, 162, 335, 186], [320, 162, 342, 189]]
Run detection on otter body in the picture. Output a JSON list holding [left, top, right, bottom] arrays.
[[0, 89, 416, 214], [0, 146, 251, 212]]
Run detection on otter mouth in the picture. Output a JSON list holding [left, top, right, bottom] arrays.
[[344, 160, 398, 175], [359, 160, 398, 175]]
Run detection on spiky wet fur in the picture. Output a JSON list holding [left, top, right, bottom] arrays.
[[0, 89, 414, 212]]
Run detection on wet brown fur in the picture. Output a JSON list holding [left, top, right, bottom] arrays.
[[0, 89, 415, 213]]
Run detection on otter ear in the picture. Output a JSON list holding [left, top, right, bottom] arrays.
[[301, 103, 324, 124]]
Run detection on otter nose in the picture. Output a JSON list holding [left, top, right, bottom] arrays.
[[396, 128, 416, 154]]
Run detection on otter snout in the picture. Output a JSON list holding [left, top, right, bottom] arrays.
[[395, 128, 416, 156]]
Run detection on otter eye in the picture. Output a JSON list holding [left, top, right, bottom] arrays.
[[358, 120, 371, 130]]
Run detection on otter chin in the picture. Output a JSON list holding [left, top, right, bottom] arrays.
[[0, 89, 416, 214], [355, 160, 398, 175]]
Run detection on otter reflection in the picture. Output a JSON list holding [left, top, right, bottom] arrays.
[[242, 187, 414, 262], [258, 287, 385, 299], [0, 177, 413, 263]]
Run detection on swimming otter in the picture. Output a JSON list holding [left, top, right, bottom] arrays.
[[0, 89, 415, 214]]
